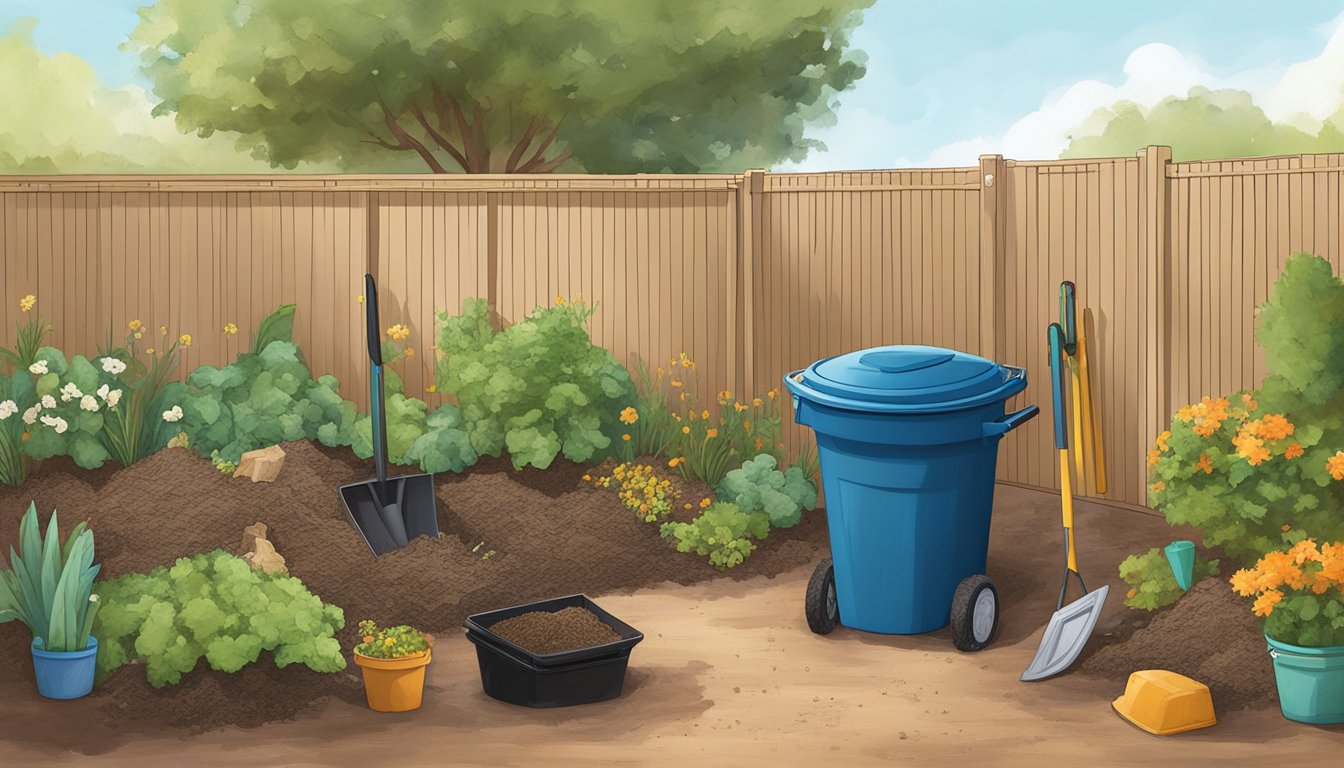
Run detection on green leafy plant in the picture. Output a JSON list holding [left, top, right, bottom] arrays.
[[1118, 547, 1220, 611], [792, 440, 821, 486], [0, 371, 34, 485], [1231, 539, 1344, 647], [354, 620, 429, 659], [717, 453, 818, 529], [0, 503, 101, 653], [1148, 254, 1344, 565], [0, 293, 52, 371], [208, 449, 237, 475], [660, 501, 770, 571], [434, 297, 634, 469], [15, 348, 122, 469], [93, 550, 346, 687], [251, 304, 296, 355]]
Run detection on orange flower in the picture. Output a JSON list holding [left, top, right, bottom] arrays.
[[754, 437, 764, 450], [622, 434, 631, 442], [1252, 589, 1283, 617], [706, 428, 718, 439], [682, 426, 690, 434], [1241, 392, 1258, 410], [1284, 442, 1304, 460], [619, 407, 639, 425], [1151, 480, 1166, 493], [1329, 451, 1344, 481], [1282, 523, 1292, 532], [1257, 413, 1294, 441], [1195, 454, 1213, 474], [1155, 431, 1171, 452], [1229, 568, 1258, 597], [1147, 449, 1161, 467], [668, 457, 683, 468], [1289, 538, 1322, 565], [699, 497, 711, 509], [1126, 587, 1138, 600], [1233, 429, 1270, 466]]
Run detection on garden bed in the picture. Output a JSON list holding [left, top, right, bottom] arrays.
[[0, 440, 826, 735]]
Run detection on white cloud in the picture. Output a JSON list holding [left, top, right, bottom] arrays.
[[1259, 11, 1344, 129]]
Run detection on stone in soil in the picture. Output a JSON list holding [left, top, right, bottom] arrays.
[[489, 607, 622, 655]]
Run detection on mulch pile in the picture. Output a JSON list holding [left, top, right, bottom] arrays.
[[1075, 576, 1278, 710], [489, 606, 622, 655], [0, 441, 826, 741]]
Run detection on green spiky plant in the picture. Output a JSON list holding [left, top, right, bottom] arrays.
[[0, 503, 101, 652]]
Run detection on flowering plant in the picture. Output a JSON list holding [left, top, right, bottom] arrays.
[[353, 620, 429, 660], [588, 462, 680, 523], [1230, 539, 1344, 647], [0, 293, 52, 371]]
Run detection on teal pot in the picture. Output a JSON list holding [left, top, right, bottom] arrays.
[[1163, 540, 1196, 591], [31, 637, 98, 700], [1266, 635, 1344, 725]]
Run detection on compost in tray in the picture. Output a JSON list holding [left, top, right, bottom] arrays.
[[489, 607, 621, 655]]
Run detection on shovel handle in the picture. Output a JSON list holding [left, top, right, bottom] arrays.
[[1047, 324, 1068, 451], [1059, 282, 1077, 356], [364, 274, 383, 366]]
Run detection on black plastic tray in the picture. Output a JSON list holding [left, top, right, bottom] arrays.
[[465, 629, 635, 708], [464, 594, 644, 668]]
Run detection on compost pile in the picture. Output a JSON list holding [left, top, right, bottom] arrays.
[[0, 441, 826, 742], [1076, 577, 1277, 709], [489, 607, 621, 655]]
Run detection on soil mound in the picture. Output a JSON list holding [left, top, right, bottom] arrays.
[[1076, 577, 1277, 710], [490, 607, 622, 655]]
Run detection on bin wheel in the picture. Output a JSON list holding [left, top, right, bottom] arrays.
[[950, 574, 999, 652], [805, 559, 839, 635]]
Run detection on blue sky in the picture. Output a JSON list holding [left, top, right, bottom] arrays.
[[4, 1, 1344, 168]]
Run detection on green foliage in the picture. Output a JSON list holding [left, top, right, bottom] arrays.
[[251, 304, 297, 355], [1149, 254, 1344, 565], [128, 0, 871, 173], [717, 453, 818, 529], [354, 619, 429, 659], [1119, 547, 1219, 611], [93, 550, 346, 687], [208, 450, 237, 475], [1063, 87, 1344, 162], [178, 340, 359, 464], [402, 403, 479, 474], [435, 298, 634, 469], [0, 294, 51, 371], [0, 503, 101, 653], [0, 370, 33, 485], [660, 501, 770, 571]]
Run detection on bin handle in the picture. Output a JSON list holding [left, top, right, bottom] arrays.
[[983, 404, 1040, 438]]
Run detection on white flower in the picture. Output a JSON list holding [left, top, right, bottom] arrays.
[[39, 414, 68, 434], [40, 395, 56, 410], [0, 400, 16, 420], [28, 360, 48, 375], [60, 382, 83, 402], [105, 388, 122, 408], [22, 406, 38, 425], [162, 405, 184, 423], [89, 594, 99, 604], [100, 357, 127, 375], [79, 395, 99, 412], [97, 384, 110, 400]]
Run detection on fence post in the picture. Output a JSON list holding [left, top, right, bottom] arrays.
[[1139, 145, 1173, 501], [737, 169, 764, 398], [978, 155, 1005, 361]]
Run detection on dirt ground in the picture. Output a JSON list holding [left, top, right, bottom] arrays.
[[3, 476, 1338, 766]]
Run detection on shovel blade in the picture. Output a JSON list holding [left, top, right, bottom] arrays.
[[339, 473, 439, 557], [1021, 584, 1109, 682]]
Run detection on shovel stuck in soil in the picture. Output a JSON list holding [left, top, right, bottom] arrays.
[[339, 274, 439, 557]]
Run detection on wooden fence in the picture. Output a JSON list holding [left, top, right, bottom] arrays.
[[3, 148, 1343, 507]]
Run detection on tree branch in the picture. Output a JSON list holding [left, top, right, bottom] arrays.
[[514, 115, 568, 173], [379, 102, 448, 173], [505, 117, 540, 173], [524, 149, 573, 174], [407, 99, 469, 172]]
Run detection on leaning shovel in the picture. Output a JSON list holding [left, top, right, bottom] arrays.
[[1021, 322, 1109, 682]]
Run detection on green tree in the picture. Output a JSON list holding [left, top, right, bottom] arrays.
[[128, 0, 872, 174], [1063, 87, 1344, 161]]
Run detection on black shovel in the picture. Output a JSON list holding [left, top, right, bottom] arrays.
[[339, 274, 439, 557]]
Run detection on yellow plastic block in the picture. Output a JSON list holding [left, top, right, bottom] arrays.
[[1112, 670, 1217, 735]]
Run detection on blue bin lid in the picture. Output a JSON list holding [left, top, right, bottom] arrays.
[[791, 345, 1025, 413]]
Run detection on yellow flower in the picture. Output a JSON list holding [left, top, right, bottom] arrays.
[[682, 426, 691, 434], [718, 389, 732, 402], [555, 295, 567, 306], [384, 637, 396, 647], [134, 332, 143, 340], [767, 388, 778, 399], [752, 398, 762, 407], [1155, 430, 1171, 452], [386, 324, 410, 341], [582, 474, 591, 482], [128, 318, 142, 331], [622, 434, 631, 442], [145, 347, 155, 355], [404, 347, 415, 357], [699, 497, 711, 509], [160, 325, 168, 336], [223, 322, 238, 335], [706, 428, 718, 439], [684, 503, 693, 510], [178, 334, 192, 347], [1284, 442, 1304, 460], [670, 379, 683, 388], [701, 410, 710, 420], [619, 407, 639, 425], [19, 294, 36, 312], [357, 293, 366, 304], [426, 384, 437, 394], [1328, 451, 1344, 481], [668, 457, 683, 468]]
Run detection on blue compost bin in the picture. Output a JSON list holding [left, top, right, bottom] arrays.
[[785, 345, 1037, 635]]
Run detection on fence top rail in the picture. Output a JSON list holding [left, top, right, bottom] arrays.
[[0, 173, 744, 193]]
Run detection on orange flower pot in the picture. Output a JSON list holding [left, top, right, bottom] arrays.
[[354, 650, 431, 712]]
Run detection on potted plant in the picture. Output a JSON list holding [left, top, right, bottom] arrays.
[[353, 620, 431, 712], [0, 503, 102, 699], [1230, 539, 1344, 724]]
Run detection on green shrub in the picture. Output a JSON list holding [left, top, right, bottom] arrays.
[[1119, 547, 1220, 611], [94, 550, 346, 687], [349, 371, 478, 474], [660, 501, 770, 570], [1149, 254, 1344, 565], [717, 453, 817, 529], [434, 297, 635, 469], [0, 371, 33, 485]]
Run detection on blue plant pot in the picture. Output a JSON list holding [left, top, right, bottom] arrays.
[[1164, 540, 1196, 591], [1267, 635, 1344, 725], [31, 636, 98, 700]]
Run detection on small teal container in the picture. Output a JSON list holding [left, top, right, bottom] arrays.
[[786, 345, 1036, 634], [1164, 540, 1196, 591], [1267, 636, 1344, 725], [31, 636, 98, 700]]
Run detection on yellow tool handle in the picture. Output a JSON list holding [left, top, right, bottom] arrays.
[[1080, 307, 1107, 494], [1058, 448, 1078, 573], [1069, 351, 1086, 484]]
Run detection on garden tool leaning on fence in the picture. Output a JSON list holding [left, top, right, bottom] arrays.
[[1021, 282, 1109, 682]]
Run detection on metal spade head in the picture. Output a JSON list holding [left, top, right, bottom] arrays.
[[339, 472, 439, 557], [1021, 584, 1110, 682]]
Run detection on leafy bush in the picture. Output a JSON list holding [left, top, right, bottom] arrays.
[[94, 550, 346, 687], [350, 378, 478, 474], [0, 371, 31, 485], [717, 453, 818, 529], [177, 340, 359, 464], [434, 297, 635, 469], [0, 503, 101, 652], [1231, 539, 1344, 647], [354, 619, 429, 659], [588, 462, 680, 523], [660, 501, 770, 570], [1148, 254, 1344, 564], [1119, 547, 1219, 611]]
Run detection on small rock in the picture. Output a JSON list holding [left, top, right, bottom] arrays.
[[241, 522, 269, 553], [242, 537, 287, 575], [235, 444, 286, 482]]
